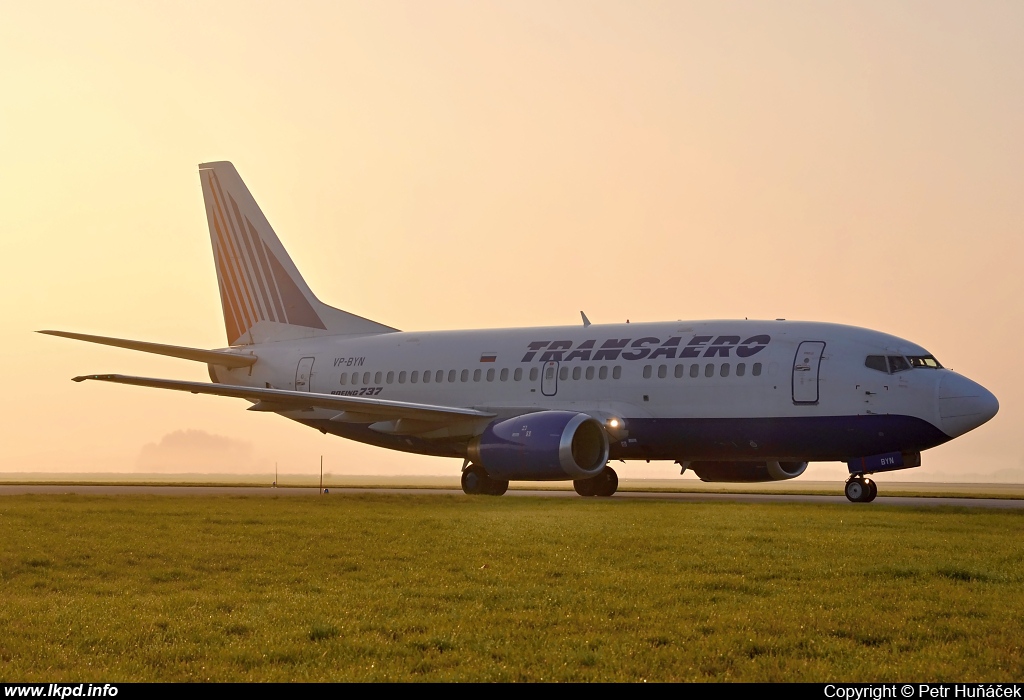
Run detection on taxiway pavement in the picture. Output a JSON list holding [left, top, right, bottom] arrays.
[[1, 484, 1021, 508]]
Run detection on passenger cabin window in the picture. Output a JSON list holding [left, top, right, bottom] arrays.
[[399, 371, 407, 384], [736, 363, 746, 377], [599, 366, 608, 380], [559, 367, 568, 381], [363, 372, 371, 385], [643, 365, 652, 379], [530, 368, 539, 381], [720, 363, 730, 377], [572, 366, 581, 380], [374, 371, 382, 384], [514, 368, 523, 381], [487, 368, 495, 381], [386, 371, 394, 384], [448, 370, 456, 383], [461, 369, 469, 382], [585, 366, 595, 380], [865, 355, 888, 373], [422, 370, 430, 383], [752, 363, 762, 376], [473, 369, 481, 382], [500, 368, 509, 381], [612, 366, 621, 380], [435, 370, 443, 383], [705, 363, 714, 378], [340, 373, 348, 385], [690, 364, 699, 378], [674, 364, 684, 379], [411, 371, 419, 383], [658, 365, 667, 379]]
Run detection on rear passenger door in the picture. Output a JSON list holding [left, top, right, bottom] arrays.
[[295, 357, 315, 392]]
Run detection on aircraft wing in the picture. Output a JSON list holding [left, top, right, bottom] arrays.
[[73, 374, 496, 424]]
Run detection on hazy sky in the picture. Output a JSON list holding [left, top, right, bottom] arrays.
[[2, 1, 1022, 481]]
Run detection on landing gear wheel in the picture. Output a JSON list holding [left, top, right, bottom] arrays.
[[592, 466, 619, 497], [461, 465, 507, 496], [865, 478, 877, 503], [574, 467, 619, 497], [462, 464, 502, 495], [487, 478, 509, 496], [461, 466, 481, 495], [573, 478, 597, 497], [845, 477, 871, 503]]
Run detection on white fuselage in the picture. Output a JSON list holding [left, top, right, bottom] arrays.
[[211, 319, 995, 465]]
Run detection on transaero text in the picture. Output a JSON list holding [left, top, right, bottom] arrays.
[[521, 335, 771, 363]]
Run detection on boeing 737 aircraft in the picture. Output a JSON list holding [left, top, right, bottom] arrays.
[[43, 162, 999, 502]]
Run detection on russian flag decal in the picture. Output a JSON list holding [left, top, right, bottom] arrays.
[[480, 353, 497, 363]]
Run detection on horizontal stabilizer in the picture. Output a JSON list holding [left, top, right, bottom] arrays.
[[39, 331, 257, 369], [73, 373, 495, 424]]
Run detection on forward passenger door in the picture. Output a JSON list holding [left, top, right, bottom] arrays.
[[792, 342, 825, 404]]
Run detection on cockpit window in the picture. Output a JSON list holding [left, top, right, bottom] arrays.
[[865, 355, 888, 373], [866, 354, 921, 373], [888, 356, 911, 373]]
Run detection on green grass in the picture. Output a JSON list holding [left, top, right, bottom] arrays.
[[0, 494, 1022, 681]]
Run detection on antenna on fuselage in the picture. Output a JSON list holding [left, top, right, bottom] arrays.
[[581, 311, 592, 328]]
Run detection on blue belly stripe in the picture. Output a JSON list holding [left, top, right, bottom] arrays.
[[302, 413, 949, 464]]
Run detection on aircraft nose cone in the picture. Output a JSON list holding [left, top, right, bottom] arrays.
[[938, 372, 999, 437]]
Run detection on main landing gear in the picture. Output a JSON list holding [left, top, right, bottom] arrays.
[[460, 464, 620, 498], [573, 466, 619, 498], [461, 464, 509, 496], [845, 475, 878, 503]]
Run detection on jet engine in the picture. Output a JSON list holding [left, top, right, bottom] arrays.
[[688, 460, 808, 483], [468, 411, 609, 481]]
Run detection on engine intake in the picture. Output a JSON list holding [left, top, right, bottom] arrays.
[[688, 460, 808, 483], [468, 411, 609, 481]]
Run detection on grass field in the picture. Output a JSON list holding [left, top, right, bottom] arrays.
[[1, 494, 1022, 681]]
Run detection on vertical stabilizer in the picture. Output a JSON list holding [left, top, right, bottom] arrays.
[[198, 162, 397, 345]]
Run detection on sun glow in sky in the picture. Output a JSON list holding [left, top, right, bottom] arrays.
[[2, 1, 1022, 480]]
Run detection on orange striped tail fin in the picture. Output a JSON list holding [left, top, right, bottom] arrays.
[[198, 162, 396, 345]]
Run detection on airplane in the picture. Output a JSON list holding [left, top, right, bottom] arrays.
[[41, 161, 999, 502]]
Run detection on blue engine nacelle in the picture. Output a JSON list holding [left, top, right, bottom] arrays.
[[467, 411, 610, 481]]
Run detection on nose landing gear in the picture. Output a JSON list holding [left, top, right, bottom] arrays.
[[845, 475, 877, 503]]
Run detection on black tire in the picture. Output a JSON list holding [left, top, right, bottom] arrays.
[[845, 478, 867, 503], [593, 466, 619, 497], [573, 478, 597, 497], [865, 478, 878, 503], [461, 465, 488, 495], [487, 479, 509, 496]]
